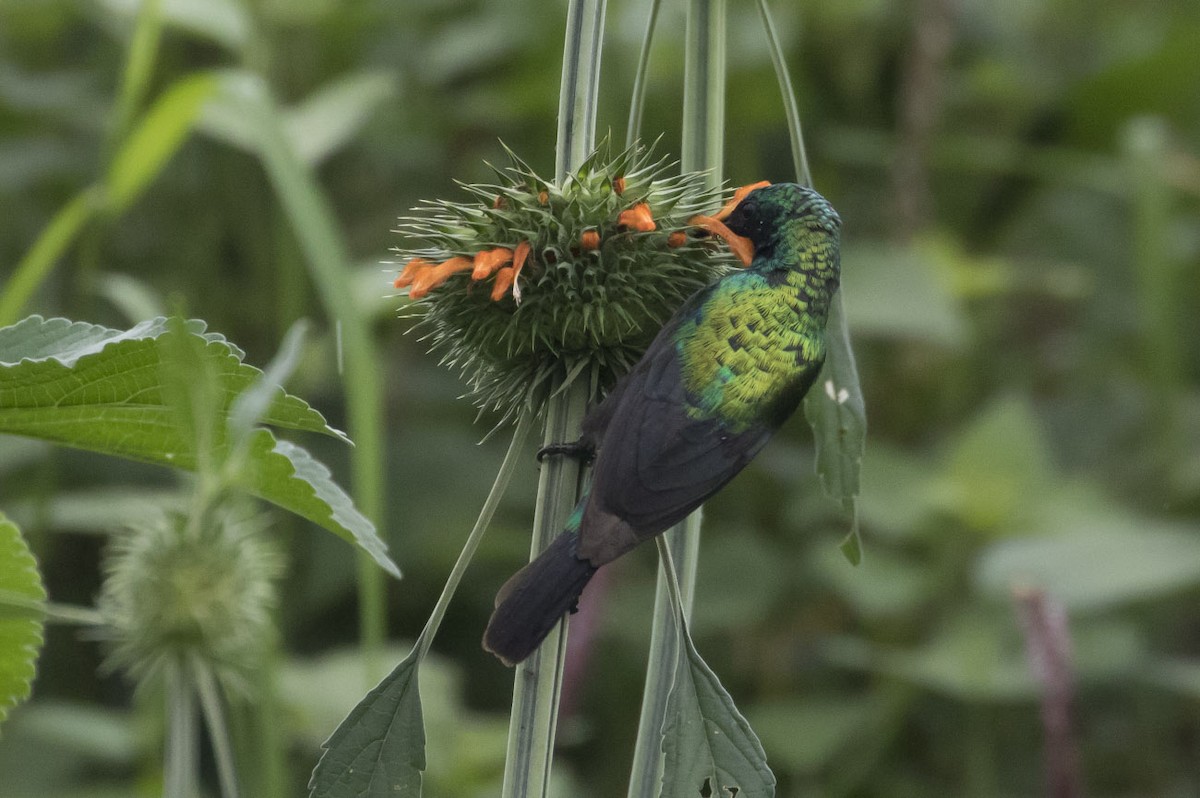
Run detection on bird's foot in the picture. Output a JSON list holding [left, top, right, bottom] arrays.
[[536, 440, 596, 465]]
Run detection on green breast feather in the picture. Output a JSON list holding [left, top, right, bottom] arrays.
[[675, 270, 827, 432]]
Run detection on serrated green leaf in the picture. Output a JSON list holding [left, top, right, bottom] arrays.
[[309, 649, 425, 798], [0, 316, 400, 579], [661, 621, 775, 798], [247, 434, 399, 578], [0, 512, 47, 728], [228, 320, 310, 447], [0, 315, 341, 447]]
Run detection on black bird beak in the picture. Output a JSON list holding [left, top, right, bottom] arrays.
[[687, 181, 770, 267]]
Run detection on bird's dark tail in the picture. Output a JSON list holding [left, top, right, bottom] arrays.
[[483, 518, 597, 667]]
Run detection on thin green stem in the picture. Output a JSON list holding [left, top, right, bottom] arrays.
[[556, 0, 608, 178], [628, 3, 724, 795], [502, 381, 590, 798], [653, 535, 688, 622], [758, 0, 867, 556], [0, 591, 106, 626], [625, 0, 664, 148], [681, 0, 726, 178], [194, 657, 242, 798], [626, 511, 701, 798], [415, 413, 533, 661], [164, 657, 199, 798], [1125, 118, 1180, 446], [0, 188, 100, 327], [255, 648, 286, 798], [110, 0, 164, 152], [501, 2, 606, 795], [755, 0, 812, 187]]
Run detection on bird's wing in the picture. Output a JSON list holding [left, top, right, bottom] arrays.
[[581, 334, 773, 555]]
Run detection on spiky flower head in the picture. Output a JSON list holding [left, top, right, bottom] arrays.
[[98, 507, 282, 694], [392, 142, 740, 423]]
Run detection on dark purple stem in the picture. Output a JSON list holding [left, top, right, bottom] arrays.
[[1014, 586, 1085, 798]]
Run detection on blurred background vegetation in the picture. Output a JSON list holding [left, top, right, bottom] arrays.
[[2, 0, 1200, 795]]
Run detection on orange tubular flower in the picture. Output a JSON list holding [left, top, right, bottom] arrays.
[[472, 247, 515, 280], [511, 240, 531, 276], [510, 241, 532, 303], [580, 230, 600, 250], [490, 266, 516, 301], [612, 175, 626, 195], [667, 231, 687, 248], [617, 202, 656, 232], [408, 256, 473, 300], [537, 189, 549, 205], [394, 257, 435, 289]]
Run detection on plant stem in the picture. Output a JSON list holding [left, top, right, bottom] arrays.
[[0, 188, 100, 327], [627, 3, 724, 795], [502, 381, 590, 798], [194, 657, 242, 798], [164, 656, 199, 798], [759, 0, 866, 556], [1125, 118, 1180, 448], [110, 0, 164, 152], [754, 0, 812, 187], [626, 512, 701, 798], [625, 0, 664, 148], [415, 413, 533, 661], [500, 2, 606, 795], [556, 0, 607, 177], [681, 0, 726, 180]]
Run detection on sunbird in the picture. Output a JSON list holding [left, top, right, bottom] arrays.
[[483, 183, 842, 665]]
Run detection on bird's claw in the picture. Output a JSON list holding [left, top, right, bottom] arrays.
[[536, 441, 596, 465]]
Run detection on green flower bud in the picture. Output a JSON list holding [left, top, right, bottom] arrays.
[[393, 142, 736, 423], [99, 508, 282, 693]]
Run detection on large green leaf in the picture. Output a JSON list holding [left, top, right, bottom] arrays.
[[0, 315, 400, 578], [309, 649, 426, 798], [975, 496, 1200, 612], [941, 396, 1055, 533], [839, 238, 968, 347], [0, 316, 340, 451], [0, 512, 47, 728], [660, 622, 775, 798]]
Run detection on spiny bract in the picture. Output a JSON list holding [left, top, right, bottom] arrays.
[[392, 142, 739, 423]]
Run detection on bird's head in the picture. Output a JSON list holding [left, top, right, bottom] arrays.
[[722, 183, 841, 258]]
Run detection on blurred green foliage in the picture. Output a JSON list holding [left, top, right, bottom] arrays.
[[2, 0, 1199, 795]]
